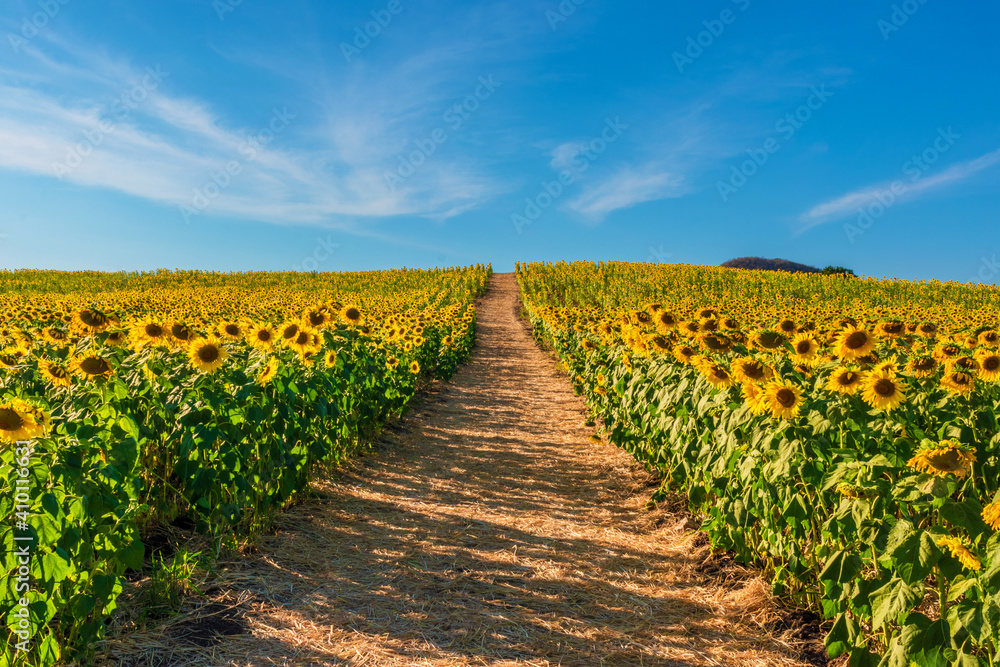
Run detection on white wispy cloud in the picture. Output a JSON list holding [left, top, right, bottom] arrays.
[[0, 35, 504, 228], [566, 166, 687, 220], [800, 147, 1000, 229]]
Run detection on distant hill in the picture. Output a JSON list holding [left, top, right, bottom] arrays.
[[721, 257, 856, 277], [721, 257, 821, 273]]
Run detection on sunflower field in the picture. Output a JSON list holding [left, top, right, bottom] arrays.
[[517, 261, 1000, 666], [0, 265, 489, 666]]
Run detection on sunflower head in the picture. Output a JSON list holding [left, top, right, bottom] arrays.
[[764, 379, 803, 420], [74, 308, 111, 333], [188, 337, 229, 374], [753, 330, 787, 351], [908, 440, 975, 479], [861, 370, 907, 411], [937, 536, 981, 571], [941, 371, 975, 396], [71, 355, 114, 380], [409, 360, 420, 374], [250, 325, 276, 349], [825, 367, 863, 395], [836, 325, 877, 360], [340, 305, 364, 326], [256, 359, 278, 386], [906, 356, 938, 378], [701, 363, 735, 389], [976, 351, 1000, 382]]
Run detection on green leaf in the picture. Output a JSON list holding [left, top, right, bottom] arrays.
[[870, 576, 923, 631], [888, 529, 941, 585], [118, 415, 139, 439], [819, 550, 863, 585], [825, 612, 859, 659], [120, 539, 145, 571]]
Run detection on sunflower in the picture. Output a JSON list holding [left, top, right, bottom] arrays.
[[169, 322, 194, 347], [975, 351, 1000, 382], [218, 321, 245, 340], [655, 311, 677, 331], [906, 356, 938, 378], [861, 371, 907, 410], [835, 325, 876, 360], [249, 324, 277, 350], [278, 321, 300, 344], [825, 367, 863, 395], [871, 357, 900, 376], [409, 360, 420, 374], [304, 307, 331, 328], [104, 330, 128, 348], [752, 330, 786, 351], [0, 400, 42, 443], [324, 350, 339, 368], [764, 379, 803, 420], [907, 441, 975, 479], [699, 334, 732, 354], [776, 318, 797, 334], [73, 308, 111, 333], [941, 371, 974, 396], [679, 320, 701, 337], [732, 357, 772, 384], [937, 536, 981, 572], [41, 327, 69, 345], [70, 355, 114, 380], [701, 363, 735, 389], [188, 337, 229, 374], [790, 334, 820, 365], [648, 335, 670, 354], [133, 320, 169, 347], [977, 330, 999, 347], [386, 356, 400, 370], [580, 339, 598, 353], [876, 321, 905, 337], [39, 359, 72, 388], [916, 322, 939, 338], [672, 344, 697, 364], [982, 501, 1000, 530], [340, 305, 364, 326], [947, 356, 979, 376], [256, 359, 278, 386], [741, 382, 769, 415]]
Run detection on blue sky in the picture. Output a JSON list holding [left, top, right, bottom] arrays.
[[1, 0, 998, 282]]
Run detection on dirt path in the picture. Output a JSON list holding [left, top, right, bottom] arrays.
[[109, 274, 817, 667]]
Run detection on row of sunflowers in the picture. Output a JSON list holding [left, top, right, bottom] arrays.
[[517, 261, 1000, 667], [0, 265, 490, 666]]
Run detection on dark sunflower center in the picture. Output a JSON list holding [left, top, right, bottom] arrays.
[[282, 325, 299, 339], [776, 389, 797, 408], [257, 330, 273, 342], [225, 324, 240, 336], [294, 332, 310, 345], [983, 357, 1000, 372], [710, 367, 729, 381], [345, 308, 361, 321], [145, 324, 164, 337], [845, 332, 870, 350], [779, 320, 796, 333], [197, 346, 220, 363], [914, 358, 936, 371], [942, 346, 959, 357], [309, 312, 325, 326], [758, 332, 785, 349], [950, 373, 971, 387], [659, 313, 676, 326], [919, 324, 937, 335], [636, 312, 651, 324], [47, 329, 67, 340], [744, 364, 765, 380], [79, 310, 107, 327], [882, 322, 904, 334], [80, 357, 111, 375], [838, 372, 859, 386], [796, 341, 812, 354], [171, 325, 191, 340], [701, 319, 719, 331], [48, 365, 69, 379], [874, 379, 896, 397], [0, 408, 24, 431]]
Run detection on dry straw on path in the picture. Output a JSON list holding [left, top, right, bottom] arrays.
[[104, 274, 819, 667]]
